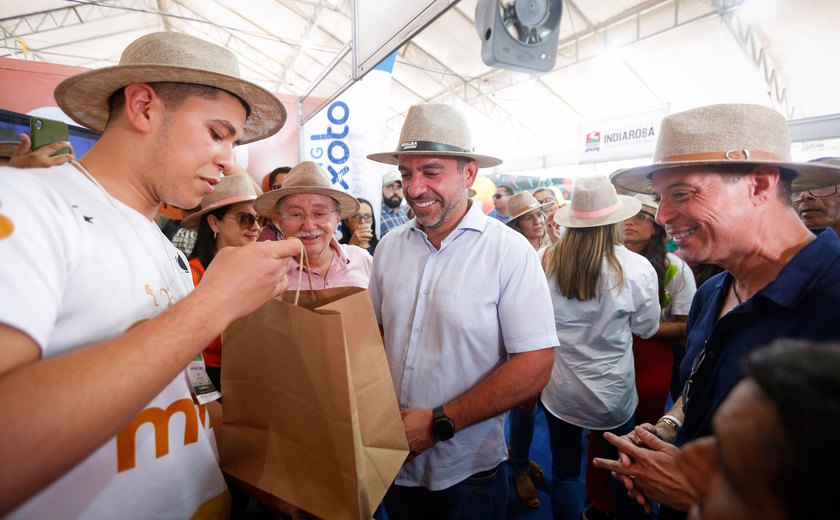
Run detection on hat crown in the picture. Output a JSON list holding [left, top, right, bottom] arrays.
[[507, 192, 542, 217], [397, 104, 474, 154], [633, 193, 658, 216], [382, 170, 401, 187], [654, 103, 791, 162], [571, 177, 621, 216], [120, 32, 241, 78], [282, 161, 334, 190], [198, 175, 257, 210]]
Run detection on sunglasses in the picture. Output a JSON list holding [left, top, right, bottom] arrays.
[[225, 212, 266, 230], [492, 193, 510, 200]]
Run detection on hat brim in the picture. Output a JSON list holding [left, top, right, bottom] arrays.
[[554, 196, 642, 228], [254, 187, 360, 219], [611, 160, 840, 194], [54, 65, 287, 144], [180, 194, 257, 229], [507, 202, 556, 226], [367, 150, 502, 168]]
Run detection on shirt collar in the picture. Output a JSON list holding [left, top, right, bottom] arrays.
[[290, 237, 348, 270], [409, 200, 487, 250]]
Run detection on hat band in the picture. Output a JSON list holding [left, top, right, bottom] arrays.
[[570, 200, 621, 219], [206, 194, 254, 210], [658, 150, 786, 163], [398, 140, 473, 154]]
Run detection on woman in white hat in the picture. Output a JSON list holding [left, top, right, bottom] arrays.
[[539, 176, 661, 520], [182, 174, 263, 390]]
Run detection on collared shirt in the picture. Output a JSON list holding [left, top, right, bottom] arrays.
[[677, 229, 840, 445], [380, 204, 409, 236], [369, 201, 557, 490], [486, 208, 510, 223], [541, 245, 661, 429], [287, 237, 372, 290]]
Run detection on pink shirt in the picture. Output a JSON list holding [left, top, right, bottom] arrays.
[[287, 238, 372, 290]]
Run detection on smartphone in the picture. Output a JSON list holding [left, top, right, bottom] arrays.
[[30, 117, 70, 156]]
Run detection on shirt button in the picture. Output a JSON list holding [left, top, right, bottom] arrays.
[[423, 289, 429, 295]]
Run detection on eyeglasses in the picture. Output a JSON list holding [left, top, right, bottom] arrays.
[[225, 212, 266, 230], [536, 197, 556, 205], [279, 209, 338, 226], [493, 193, 510, 200], [349, 213, 372, 222], [792, 184, 838, 203], [681, 348, 707, 415]]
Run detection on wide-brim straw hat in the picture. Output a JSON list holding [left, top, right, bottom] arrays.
[[254, 160, 360, 219], [54, 31, 286, 144], [555, 176, 642, 228], [610, 104, 840, 194], [367, 104, 502, 168], [633, 193, 658, 218], [506, 191, 555, 226], [181, 175, 259, 229], [0, 141, 20, 159]]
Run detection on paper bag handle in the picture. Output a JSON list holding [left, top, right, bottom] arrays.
[[293, 240, 315, 306]]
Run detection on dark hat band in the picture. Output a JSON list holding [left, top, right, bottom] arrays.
[[398, 140, 473, 154]]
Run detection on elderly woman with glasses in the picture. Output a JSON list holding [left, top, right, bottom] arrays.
[[254, 161, 372, 291], [183, 173, 264, 391], [340, 197, 379, 254]]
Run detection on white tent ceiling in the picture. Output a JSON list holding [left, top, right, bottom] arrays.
[[3, 0, 839, 177]]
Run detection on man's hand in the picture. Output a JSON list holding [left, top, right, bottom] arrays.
[[194, 239, 300, 323], [401, 408, 436, 460], [592, 426, 696, 512], [8, 134, 75, 169]]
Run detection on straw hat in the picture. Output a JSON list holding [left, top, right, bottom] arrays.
[[554, 176, 641, 228], [633, 194, 658, 218], [0, 141, 20, 160], [506, 192, 555, 227], [181, 175, 259, 229], [382, 170, 401, 187], [367, 104, 502, 168], [253, 161, 360, 218], [54, 31, 286, 144], [610, 104, 840, 194]]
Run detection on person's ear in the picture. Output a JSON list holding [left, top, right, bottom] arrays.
[[463, 160, 479, 188], [749, 165, 781, 204], [207, 214, 221, 235], [122, 83, 161, 134]]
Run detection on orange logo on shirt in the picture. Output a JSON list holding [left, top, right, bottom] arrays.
[[0, 200, 13, 239], [116, 398, 212, 472]]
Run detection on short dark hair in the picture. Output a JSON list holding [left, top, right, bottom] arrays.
[[107, 82, 250, 127], [268, 166, 292, 189], [716, 164, 793, 205], [744, 338, 840, 518], [497, 184, 514, 196]]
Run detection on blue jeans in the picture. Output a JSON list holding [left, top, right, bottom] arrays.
[[383, 462, 508, 520], [508, 405, 536, 474], [543, 406, 649, 520]]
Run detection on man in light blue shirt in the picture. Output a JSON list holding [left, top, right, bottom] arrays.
[[367, 104, 557, 520], [487, 184, 514, 223]]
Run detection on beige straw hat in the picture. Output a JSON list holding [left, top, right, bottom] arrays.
[[633, 194, 658, 218], [382, 170, 402, 187], [0, 141, 20, 160], [54, 31, 286, 144], [181, 175, 259, 229], [554, 176, 641, 228], [367, 104, 502, 168], [610, 104, 840, 194], [506, 191, 555, 227], [254, 161, 360, 219]]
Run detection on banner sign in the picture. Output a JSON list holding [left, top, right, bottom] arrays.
[[302, 53, 396, 236], [578, 105, 670, 164]]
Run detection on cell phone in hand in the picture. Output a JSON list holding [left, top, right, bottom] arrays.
[[30, 117, 70, 156]]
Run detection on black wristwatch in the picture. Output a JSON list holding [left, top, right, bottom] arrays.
[[432, 405, 455, 441]]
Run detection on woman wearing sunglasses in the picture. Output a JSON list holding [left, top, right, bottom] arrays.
[[340, 197, 379, 254], [181, 174, 264, 391]]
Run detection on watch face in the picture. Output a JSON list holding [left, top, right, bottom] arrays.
[[433, 417, 455, 441]]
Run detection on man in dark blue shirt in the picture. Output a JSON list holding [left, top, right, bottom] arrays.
[[594, 103, 840, 518]]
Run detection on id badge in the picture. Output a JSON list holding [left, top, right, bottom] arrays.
[[186, 354, 221, 404]]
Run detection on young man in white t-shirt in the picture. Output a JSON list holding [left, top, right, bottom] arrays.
[[0, 32, 300, 518]]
